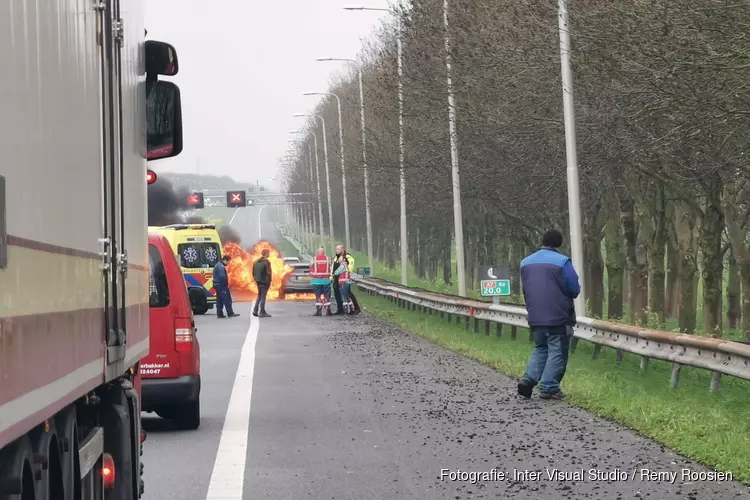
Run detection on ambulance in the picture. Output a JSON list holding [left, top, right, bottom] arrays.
[[149, 224, 224, 314]]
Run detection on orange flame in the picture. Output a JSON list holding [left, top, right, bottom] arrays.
[[223, 240, 293, 300], [285, 293, 316, 300]]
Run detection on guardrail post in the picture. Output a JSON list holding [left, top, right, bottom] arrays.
[[528, 330, 533, 343], [511, 326, 517, 340], [592, 344, 602, 359], [710, 371, 721, 392], [639, 357, 649, 374], [464, 316, 470, 330], [496, 323, 502, 337], [615, 349, 624, 366], [484, 320, 490, 336], [571, 337, 579, 353], [473, 318, 479, 333], [670, 362, 681, 388]]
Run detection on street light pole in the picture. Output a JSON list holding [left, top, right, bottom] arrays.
[[557, 0, 585, 315], [308, 135, 325, 246], [317, 57, 374, 277], [442, 0, 467, 297], [303, 91, 351, 250], [294, 113, 334, 245], [344, 4, 406, 285]]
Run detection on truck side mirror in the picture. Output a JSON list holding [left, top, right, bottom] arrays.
[[146, 80, 183, 160], [145, 40, 178, 76]]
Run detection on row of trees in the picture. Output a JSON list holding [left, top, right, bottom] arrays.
[[283, 0, 750, 340]]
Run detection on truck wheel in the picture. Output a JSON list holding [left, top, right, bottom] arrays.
[[0, 436, 35, 500], [176, 400, 200, 430], [189, 289, 209, 315], [55, 408, 80, 500]]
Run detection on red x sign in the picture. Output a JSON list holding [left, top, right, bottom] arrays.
[[188, 194, 198, 204], [231, 193, 241, 202]]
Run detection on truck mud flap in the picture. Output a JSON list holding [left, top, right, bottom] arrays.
[[78, 427, 104, 478]]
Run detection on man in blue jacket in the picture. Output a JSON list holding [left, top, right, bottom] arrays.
[[517, 229, 580, 400], [213, 255, 239, 319]]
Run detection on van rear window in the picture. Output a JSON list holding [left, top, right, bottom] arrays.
[[149, 245, 170, 308], [177, 242, 221, 269]]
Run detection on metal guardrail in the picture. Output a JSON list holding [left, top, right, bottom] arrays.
[[355, 277, 750, 392]]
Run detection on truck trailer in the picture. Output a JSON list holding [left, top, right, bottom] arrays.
[[0, 1, 184, 499]]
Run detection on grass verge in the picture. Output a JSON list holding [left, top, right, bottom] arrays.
[[358, 291, 750, 483]]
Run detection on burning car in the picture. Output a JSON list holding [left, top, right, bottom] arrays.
[[280, 262, 313, 299]]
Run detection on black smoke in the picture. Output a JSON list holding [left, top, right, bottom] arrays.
[[147, 178, 205, 226], [218, 226, 242, 245]]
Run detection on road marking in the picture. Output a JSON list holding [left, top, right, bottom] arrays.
[[205, 315, 259, 499], [228, 208, 240, 225]]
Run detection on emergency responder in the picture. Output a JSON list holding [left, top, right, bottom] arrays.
[[331, 245, 361, 315], [213, 255, 240, 318], [310, 247, 333, 316], [334, 254, 355, 314]]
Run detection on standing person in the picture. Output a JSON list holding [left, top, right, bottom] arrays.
[[517, 229, 580, 400], [252, 249, 272, 318], [213, 255, 240, 318], [310, 247, 333, 316], [330, 245, 361, 315], [334, 255, 355, 314]]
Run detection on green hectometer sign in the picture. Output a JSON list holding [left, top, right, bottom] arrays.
[[480, 279, 510, 296], [356, 267, 371, 277]]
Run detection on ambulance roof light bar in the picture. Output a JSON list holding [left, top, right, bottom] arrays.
[[164, 223, 217, 230]]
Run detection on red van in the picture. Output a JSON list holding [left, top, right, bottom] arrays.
[[141, 232, 201, 429]]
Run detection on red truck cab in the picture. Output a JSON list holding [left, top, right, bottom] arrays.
[[141, 233, 201, 429]]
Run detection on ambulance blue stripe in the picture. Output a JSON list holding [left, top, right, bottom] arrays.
[[183, 274, 203, 287]]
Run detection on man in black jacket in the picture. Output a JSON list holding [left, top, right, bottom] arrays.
[[252, 249, 272, 318], [331, 245, 360, 315]]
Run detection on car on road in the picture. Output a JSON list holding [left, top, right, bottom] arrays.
[[142, 232, 202, 430], [280, 262, 313, 298]]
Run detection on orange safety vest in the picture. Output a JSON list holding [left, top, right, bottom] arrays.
[[309, 255, 331, 279], [338, 264, 351, 284]]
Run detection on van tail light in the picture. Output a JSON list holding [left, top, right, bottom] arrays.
[[102, 453, 116, 489], [175, 318, 194, 352]]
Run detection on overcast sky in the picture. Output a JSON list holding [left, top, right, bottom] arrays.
[[145, 0, 389, 187]]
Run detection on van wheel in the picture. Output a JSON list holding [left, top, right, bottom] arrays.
[[189, 289, 209, 315], [176, 400, 200, 430]]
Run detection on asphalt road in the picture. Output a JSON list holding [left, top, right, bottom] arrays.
[[140, 208, 749, 499]]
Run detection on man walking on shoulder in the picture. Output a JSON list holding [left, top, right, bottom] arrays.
[[213, 255, 240, 318], [517, 229, 580, 400], [252, 249, 272, 318]]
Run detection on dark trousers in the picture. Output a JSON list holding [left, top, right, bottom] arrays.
[[215, 286, 235, 317], [332, 280, 359, 312], [253, 283, 269, 314]]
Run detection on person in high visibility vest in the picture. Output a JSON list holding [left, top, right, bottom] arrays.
[[334, 254, 355, 314], [310, 247, 333, 316], [331, 245, 361, 314]]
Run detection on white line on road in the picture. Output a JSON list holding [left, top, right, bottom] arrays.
[[205, 315, 259, 499], [228, 208, 240, 225]]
